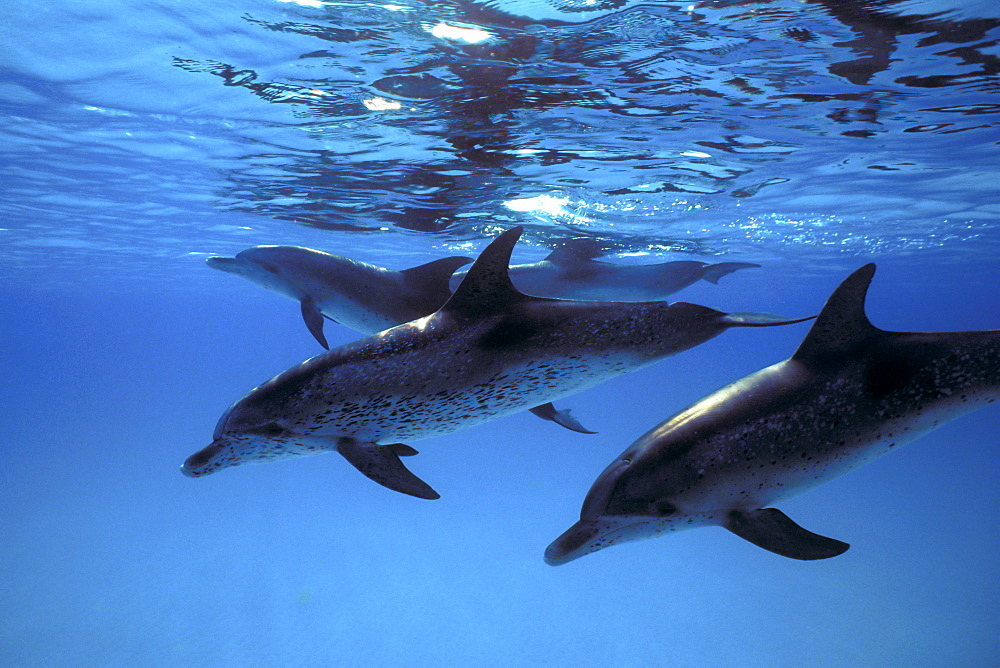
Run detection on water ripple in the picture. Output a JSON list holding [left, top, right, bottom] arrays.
[[1, 0, 997, 286]]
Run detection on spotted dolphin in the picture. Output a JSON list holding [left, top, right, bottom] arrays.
[[207, 245, 591, 433], [545, 264, 999, 565], [207, 246, 472, 348], [183, 227, 811, 499], [451, 238, 759, 301]]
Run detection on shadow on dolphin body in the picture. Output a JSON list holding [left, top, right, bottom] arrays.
[[451, 238, 760, 302], [546, 263, 1000, 565], [185, 227, 812, 499]]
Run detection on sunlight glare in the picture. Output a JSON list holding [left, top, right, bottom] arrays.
[[504, 194, 570, 216], [428, 23, 491, 44], [363, 97, 402, 111]]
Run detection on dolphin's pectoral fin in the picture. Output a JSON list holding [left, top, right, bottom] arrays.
[[300, 298, 329, 349], [701, 261, 761, 284], [529, 403, 597, 434], [387, 443, 419, 457], [336, 438, 439, 500], [724, 508, 849, 560]]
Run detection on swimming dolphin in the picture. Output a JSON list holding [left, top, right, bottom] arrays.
[[183, 227, 811, 499], [545, 264, 999, 565], [206, 245, 591, 434], [451, 238, 759, 301], [207, 246, 472, 348]]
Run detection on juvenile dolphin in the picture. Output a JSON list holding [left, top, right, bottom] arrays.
[[451, 238, 759, 301], [206, 245, 590, 434], [545, 264, 999, 565], [207, 246, 472, 348], [183, 227, 810, 499]]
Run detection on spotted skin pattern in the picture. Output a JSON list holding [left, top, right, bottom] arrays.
[[206, 244, 594, 434], [545, 264, 1000, 565], [183, 227, 809, 498]]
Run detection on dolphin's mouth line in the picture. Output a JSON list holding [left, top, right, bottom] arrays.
[[546, 517, 649, 565], [206, 257, 240, 272]]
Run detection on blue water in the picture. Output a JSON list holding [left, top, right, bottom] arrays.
[[1, 0, 998, 665]]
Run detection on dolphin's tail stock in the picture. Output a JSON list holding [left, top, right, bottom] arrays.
[[701, 261, 761, 284]]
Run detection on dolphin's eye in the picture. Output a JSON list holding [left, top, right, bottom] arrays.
[[653, 501, 676, 517], [253, 422, 287, 437]]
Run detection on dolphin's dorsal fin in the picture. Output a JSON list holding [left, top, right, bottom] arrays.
[[792, 263, 879, 362], [543, 237, 605, 264], [400, 255, 473, 289], [441, 227, 528, 317], [724, 508, 850, 560]]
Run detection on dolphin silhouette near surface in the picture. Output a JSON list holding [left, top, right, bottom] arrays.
[[545, 264, 999, 565], [184, 227, 811, 499], [451, 238, 759, 301], [207, 245, 592, 434]]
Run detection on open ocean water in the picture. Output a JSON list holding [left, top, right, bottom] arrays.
[[1, 0, 998, 665]]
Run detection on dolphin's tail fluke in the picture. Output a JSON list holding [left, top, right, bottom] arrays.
[[336, 437, 440, 499], [701, 262, 761, 284]]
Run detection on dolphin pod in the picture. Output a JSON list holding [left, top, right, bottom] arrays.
[[450, 237, 760, 302], [545, 264, 1000, 565], [184, 227, 810, 499], [206, 245, 592, 434]]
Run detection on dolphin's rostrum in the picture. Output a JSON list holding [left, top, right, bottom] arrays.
[[545, 264, 999, 565], [184, 227, 811, 499]]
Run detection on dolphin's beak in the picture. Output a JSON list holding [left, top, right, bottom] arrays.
[[206, 256, 238, 272], [180, 441, 228, 477], [544, 520, 612, 566], [545, 516, 657, 565]]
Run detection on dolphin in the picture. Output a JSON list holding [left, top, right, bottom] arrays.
[[183, 227, 811, 499], [451, 238, 759, 301], [545, 264, 999, 565], [207, 245, 592, 433], [206, 246, 472, 349]]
